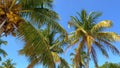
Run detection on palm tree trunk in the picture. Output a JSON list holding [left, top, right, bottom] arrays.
[[79, 51, 82, 68]]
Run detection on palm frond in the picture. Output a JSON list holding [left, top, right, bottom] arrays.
[[94, 41, 109, 58], [18, 22, 55, 67], [86, 35, 94, 53], [27, 58, 39, 68], [19, 0, 53, 9], [58, 57, 70, 68], [101, 39, 120, 55], [79, 10, 87, 24], [49, 20, 66, 34], [91, 47, 98, 68], [51, 52, 61, 63], [87, 11, 102, 23], [0, 39, 7, 45], [0, 49, 7, 57], [21, 8, 58, 26], [69, 16, 82, 28], [97, 32, 120, 42], [91, 20, 112, 33], [75, 27, 87, 37]]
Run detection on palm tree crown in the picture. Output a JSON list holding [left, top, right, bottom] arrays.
[[0, 59, 16, 68], [68, 10, 120, 68], [19, 27, 69, 68]]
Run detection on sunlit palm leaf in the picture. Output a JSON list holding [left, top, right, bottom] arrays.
[[86, 35, 94, 53], [91, 20, 112, 33], [98, 32, 120, 42], [75, 27, 87, 36], [51, 52, 61, 63]]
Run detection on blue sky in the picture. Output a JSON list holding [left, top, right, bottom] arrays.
[[1, 0, 120, 68]]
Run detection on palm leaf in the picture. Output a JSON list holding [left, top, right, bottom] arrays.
[[79, 10, 87, 24], [97, 32, 120, 42], [75, 27, 87, 37], [87, 11, 102, 23], [94, 41, 109, 58], [86, 35, 94, 53], [91, 47, 98, 68], [0, 39, 7, 45], [27, 58, 40, 68], [18, 22, 55, 67], [91, 20, 112, 33], [69, 16, 82, 28], [100, 39, 120, 55], [51, 52, 61, 63], [58, 57, 70, 68], [19, 0, 53, 9], [0, 49, 7, 57]]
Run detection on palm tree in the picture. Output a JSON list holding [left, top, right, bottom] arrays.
[[68, 10, 120, 68], [19, 27, 69, 68], [0, 0, 65, 36], [14, 0, 67, 67], [0, 38, 7, 61], [0, 59, 16, 68], [1, 0, 67, 67], [99, 62, 120, 68]]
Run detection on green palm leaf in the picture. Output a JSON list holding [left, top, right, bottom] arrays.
[[58, 57, 70, 68], [18, 22, 55, 68], [91, 20, 112, 33]]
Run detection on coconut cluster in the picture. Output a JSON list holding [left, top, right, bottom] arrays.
[[0, 2, 23, 36]]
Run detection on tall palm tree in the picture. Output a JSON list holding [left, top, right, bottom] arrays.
[[0, 38, 7, 61], [19, 27, 69, 68], [0, 59, 16, 68], [99, 62, 120, 68], [15, 0, 67, 67], [16, 0, 67, 67], [0, 0, 67, 66], [0, 0, 65, 36], [68, 10, 120, 68], [1, 0, 67, 67]]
